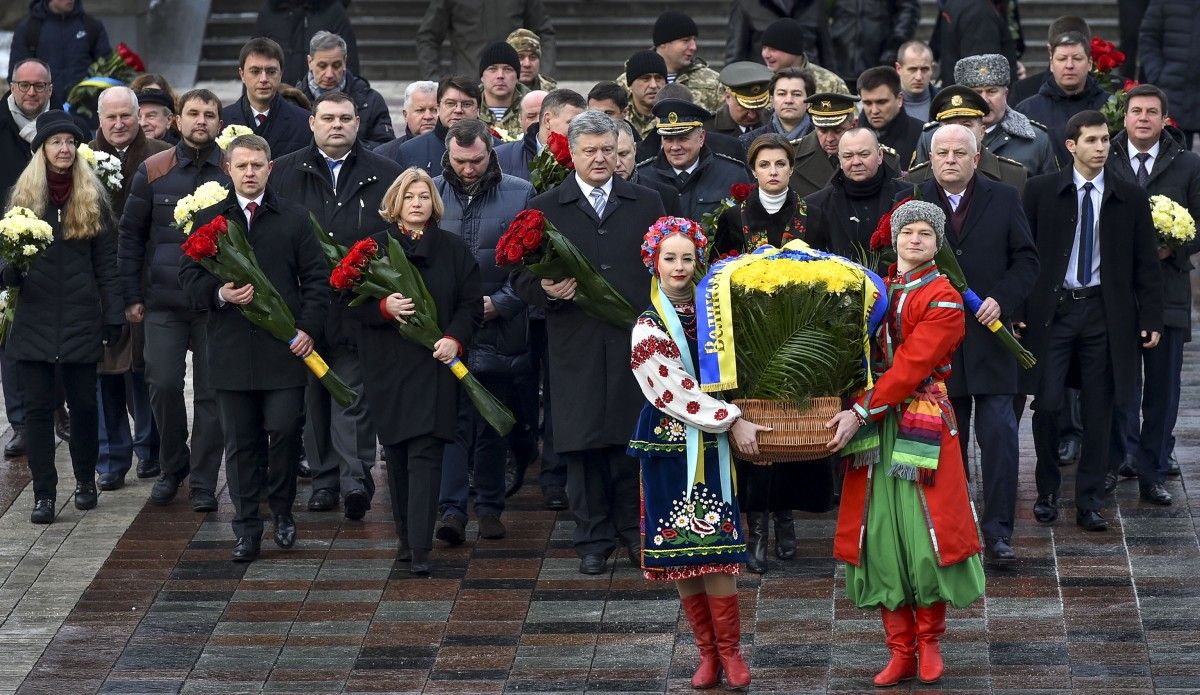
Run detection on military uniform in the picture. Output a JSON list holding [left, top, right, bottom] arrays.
[[615, 56, 724, 115], [953, 53, 1058, 175], [479, 81, 530, 142], [629, 107, 656, 139], [705, 61, 772, 138], [791, 130, 900, 198], [507, 28, 559, 93], [531, 73, 558, 91], [800, 58, 851, 96]]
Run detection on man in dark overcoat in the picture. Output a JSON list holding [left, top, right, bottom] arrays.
[[221, 38, 313, 158], [791, 92, 901, 198], [180, 134, 329, 563], [913, 123, 1039, 561], [269, 91, 402, 520], [515, 110, 665, 575], [1021, 110, 1163, 533]]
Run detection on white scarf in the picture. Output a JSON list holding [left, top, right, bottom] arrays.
[[7, 94, 47, 144], [758, 188, 788, 215]]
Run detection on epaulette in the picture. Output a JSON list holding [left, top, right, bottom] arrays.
[[635, 156, 657, 168], [907, 160, 931, 173], [1029, 119, 1049, 132], [922, 120, 940, 131], [996, 154, 1025, 168], [880, 143, 898, 158], [712, 151, 745, 167]]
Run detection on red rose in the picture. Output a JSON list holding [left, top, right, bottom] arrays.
[[729, 183, 754, 202], [210, 215, 229, 235], [547, 131, 573, 168], [505, 243, 525, 264], [180, 232, 217, 261], [1122, 79, 1139, 92], [519, 226, 543, 250], [116, 43, 146, 72]]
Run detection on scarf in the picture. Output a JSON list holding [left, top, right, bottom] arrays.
[[7, 94, 47, 144], [840, 163, 887, 199], [772, 112, 811, 141], [306, 72, 348, 99], [48, 169, 72, 207], [757, 188, 788, 215]]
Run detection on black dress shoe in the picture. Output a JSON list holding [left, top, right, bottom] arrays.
[[1033, 494, 1058, 523], [135, 458, 160, 479], [1103, 471, 1119, 495], [1117, 454, 1139, 478], [150, 472, 183, 505], [986, 537, 1016, 562], [344, 489, 370, 520], [1057, 438, 1080, 466], [410, 549, 431, 575], [231, 537, 260, 562], [53, 405, 70, 442], [505, 456, 528, 498], [579, 553, 608, 575], [1139, 482, 1172, 506], [74, 481, 98, 510], [773, 510, 796, 561], [4, 428, 26, 457], [273, 514, 297, 548], [30, 498, 54, 524], [97, 471, 126, 491], [307, 488, 337, 511], [1167, 452, 1180, 477], [1076, 510, 1108, 532], [190, 489, 218, 513], [542, 486, 568, 511]]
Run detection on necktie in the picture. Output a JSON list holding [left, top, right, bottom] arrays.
[[1077, 182, 1095, 287], [1135, 152, 1151, 188], [245, 201, 259, 226], [255, 113, 266, 127], [590, 188, 606, 216], [326, 158, 340, 187], [948, 193, 962, 212], [116, 149, 127, 165], [676, 170, 691, 188]]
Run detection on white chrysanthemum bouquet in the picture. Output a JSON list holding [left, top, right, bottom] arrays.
[[1149, 194, 1196, 248], [216, 124, 255, 151], [172, 181, 229, 233], [77, 143, 124, 194]]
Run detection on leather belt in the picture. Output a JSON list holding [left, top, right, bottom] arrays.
[[1061, 285, 1101, 300]]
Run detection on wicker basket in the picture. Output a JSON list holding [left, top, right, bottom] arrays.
[[731, 397, 843, 462]]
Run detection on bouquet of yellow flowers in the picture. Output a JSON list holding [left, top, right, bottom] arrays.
[[0, 207, 56, 344], [173, 181, 230, 233], [77, 144, 124, 194], [216, 125, 255, 151], [1149, 194, 1196, 247]]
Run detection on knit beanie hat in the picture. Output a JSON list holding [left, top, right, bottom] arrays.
[[890, 200, 947, 251], [653, 10, 698, 46], [626, 50, 669, 84], [30, 110, 85, 154], [479, 41, 521, 77], [761, 19, 807, 56]]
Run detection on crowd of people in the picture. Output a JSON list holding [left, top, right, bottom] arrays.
[[1, 0, 1198, 689]]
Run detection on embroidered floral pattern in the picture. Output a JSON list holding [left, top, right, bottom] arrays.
[[652, 415, 686, 443], [681, 377, 695, 390], [715, 408, 729, 421], [687, 401, 700, 414], [658, 365, 669, 377], [650, 484, 740, 551]]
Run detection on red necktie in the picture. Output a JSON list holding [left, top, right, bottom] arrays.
[[245, 201, 259, 226], [255, 113, 266, 127]]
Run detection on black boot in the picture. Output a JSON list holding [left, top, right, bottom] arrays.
[[745, 512, 769, 574], [773, 510, 796, 560]]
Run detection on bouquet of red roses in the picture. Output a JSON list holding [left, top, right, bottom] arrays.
[[331, 236, 516, 436], [67, 42, 145, 122], [496, 209, 639, 328], [181, 215, 356, 406], [528, 131, 574, 193]]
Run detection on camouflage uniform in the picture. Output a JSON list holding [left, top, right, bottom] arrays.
[[530, 73, 558, 91], [629, 108, 657, 138], [800, 58, 850, 96], [479, 81, 530, 142], [615, 56, 724, 114]]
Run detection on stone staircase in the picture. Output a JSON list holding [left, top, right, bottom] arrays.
[[197, 0, 1120, 84]]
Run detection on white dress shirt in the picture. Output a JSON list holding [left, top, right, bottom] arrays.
[[575, 173, 613, 214], [1127, 139, 1160, 177], [1063, 168, 1104, 289]]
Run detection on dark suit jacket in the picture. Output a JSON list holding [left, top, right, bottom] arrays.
[[221, 92, 313, 158], [1019, 168, 1164, 400], [179, 188, 329, 391], [514, 176, 665, 453], [912, 175, 1039, 397]]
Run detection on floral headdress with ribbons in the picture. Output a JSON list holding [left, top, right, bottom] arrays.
[[641, 216, 708, 274]]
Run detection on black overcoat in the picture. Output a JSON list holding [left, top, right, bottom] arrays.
[[804, 166, 909, 263], [912, 175, 1039, 397], [221, 92, 313, 159], [635, 147, 751, 222], [1019, 169, 1164, 400], [514, 175, 664, 453], [178, 189, 329, 391], [349, 226, 481, 445]]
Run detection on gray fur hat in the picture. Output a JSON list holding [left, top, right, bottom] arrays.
[[890, 200, 946, 251], [954, 54, 1011, 88]]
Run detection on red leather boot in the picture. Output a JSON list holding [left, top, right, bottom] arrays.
[[915, 602, 947, 683], [874, 605, 917, 687], [706, 593, 751, 690], [680, 593, 720, 689]]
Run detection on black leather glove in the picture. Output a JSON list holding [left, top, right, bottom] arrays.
[[0, 265, 22, 287], [102, 324, 123, 346]]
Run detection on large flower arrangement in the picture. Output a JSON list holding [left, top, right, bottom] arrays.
[[1149, 195, 1196, 248], [495, 209, 638, 327], [180, 213, 355, 406], [173, 181, 230, 233], [77, 143, 123, 194], [330, 235, 516, 435], [528, 131, 573, 193], [216, 125, 255, 151], [66, 42, 145, 122], [0, 208, 57, 343]]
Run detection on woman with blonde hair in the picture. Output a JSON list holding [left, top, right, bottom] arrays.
[[0, 111, 124, 524], [349, 167, 481, 575]]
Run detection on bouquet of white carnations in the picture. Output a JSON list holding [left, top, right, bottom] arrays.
[[216, 124, 255, 151], [1149, 194, 1196, 248], [173, 181, 229, 233], [0, 207, 56, 343], [77, 143, 124, 195]]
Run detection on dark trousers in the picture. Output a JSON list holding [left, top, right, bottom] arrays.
[[20, 361, 98, 500], [440, 372, 510, 523], [528, 318, 564, 491], [1112, 325, 1184, 485], [0, 345, 24, 428], [144, 310, 223, 493], [97, 370, 159, 475], [217, 387, 304, 541], [952, 394, 1019, 539], [562, 446, 640, 557], [303, 342, 376, 499], [382, 436, 444, 553], [1032, 296, 1113, 514]]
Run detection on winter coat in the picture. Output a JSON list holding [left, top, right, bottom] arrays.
[[118, 142, 230, 312], [494, 123, 538, 181], [512, 176, 664, 453], [295, 71, 395, 148], [935, 0, 1018, 87], [268, 141, 403, 346], [870, 111, 924, 173], [178, 188, 329, 391], [804, 166, 910, 263], [1139, 0, 1200, 132], [1107, 129, 1200, 333], [221, 91, 313, 159], [789, 129, 901, 199], [89, 128, 172, 215], [0, 196, 123, 363], [254, 0, 360, 86], [1015, 74, 1109, 167], [415, 0, 557, 80], [828, 0, 920, 83], [0, 92, 35, 200], [434, 154, 534, 375], [713, 186, 807, 256], [375, 120, 447, 174], [9, 0, 111, 106], [350, 226, 481, 444], [725, 0, 833, 67], [634, 147, 751, 222]]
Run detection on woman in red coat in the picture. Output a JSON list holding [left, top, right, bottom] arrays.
[[826, 200, 985, 687]]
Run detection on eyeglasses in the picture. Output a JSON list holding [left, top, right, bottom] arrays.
[[440, 99, 476, 111], [13, 81, 51, 94], [245, 67, 280, 78]]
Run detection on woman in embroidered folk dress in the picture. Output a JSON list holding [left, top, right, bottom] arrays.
[[629, 217, 770, 690], [711, 133, 836, 574], [826, 201, 985, 687]]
